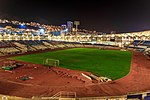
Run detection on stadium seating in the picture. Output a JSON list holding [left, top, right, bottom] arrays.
[[127, 94, 142, 100], [0, 41, 21, 54], [141, 41, 150, 46], [128, 40, 150, 51], [144, 95, 150, 100], [132, 40, 141, 46]]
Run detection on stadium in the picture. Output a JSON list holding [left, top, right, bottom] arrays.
[[0, 19, 150, 100]]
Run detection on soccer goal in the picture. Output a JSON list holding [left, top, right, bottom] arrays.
[[43, 58, 59, 67]]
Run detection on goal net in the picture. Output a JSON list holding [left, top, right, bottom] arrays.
[[43, 58, 59, 67]]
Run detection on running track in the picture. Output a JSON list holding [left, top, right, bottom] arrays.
[[0, 51, 150, 98]]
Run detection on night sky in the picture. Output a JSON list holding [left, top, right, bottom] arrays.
[[0, 0, 150, 33]]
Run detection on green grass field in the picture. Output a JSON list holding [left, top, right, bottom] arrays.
[[10, 48, 132, 80]]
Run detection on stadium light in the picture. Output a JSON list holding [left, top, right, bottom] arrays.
[[74, 21, 80, 34]]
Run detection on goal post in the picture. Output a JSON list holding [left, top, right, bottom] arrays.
[[43, 58, 59, 67]]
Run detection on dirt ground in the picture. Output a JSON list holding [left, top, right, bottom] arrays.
[[0, 50, 150, 98]]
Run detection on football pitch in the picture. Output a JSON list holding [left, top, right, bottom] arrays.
[[10, 48, 132, 80]]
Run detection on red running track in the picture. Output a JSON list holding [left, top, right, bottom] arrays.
[[0, 51, 150, 98]]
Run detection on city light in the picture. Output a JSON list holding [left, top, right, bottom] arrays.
[[20, 24, 26, 29], [39, 28, 45, 34]]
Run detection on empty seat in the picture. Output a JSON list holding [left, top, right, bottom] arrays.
[[127, 94, 142, 100], [144, 95, 150, 100]]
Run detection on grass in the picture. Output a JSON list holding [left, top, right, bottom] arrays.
[[10, 48, 132, 80]]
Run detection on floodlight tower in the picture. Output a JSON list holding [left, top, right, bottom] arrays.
[[74, 21, 80, 34]]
